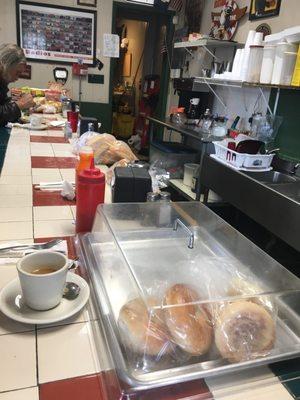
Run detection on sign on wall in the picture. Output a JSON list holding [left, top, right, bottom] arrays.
[[16, 1, 97, 65]]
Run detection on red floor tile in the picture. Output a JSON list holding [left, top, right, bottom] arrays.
[[33, 186, 76, 206], [34, 236, 77, 259], [30, 136, 68, 143], [31, 156, 77, 168], [39, 371, 212, 400]]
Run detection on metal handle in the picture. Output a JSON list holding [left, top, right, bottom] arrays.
[[173, 218, 194, 249]]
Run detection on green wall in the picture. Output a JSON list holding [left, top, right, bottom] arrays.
[[270, 89, 300, 162], [79, 102, 112, 133]]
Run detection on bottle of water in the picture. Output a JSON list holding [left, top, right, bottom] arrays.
[[64, 121, 72, 140]]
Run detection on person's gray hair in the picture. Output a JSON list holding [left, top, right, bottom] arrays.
[[0, 44, 26, 79]]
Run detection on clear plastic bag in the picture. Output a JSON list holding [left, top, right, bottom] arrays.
[[149, 161, 170, 191], [106, 159, 129, 185], [72, 131, 101, 155], [100, 140, 137, 165], [117, 256, 277, 371]]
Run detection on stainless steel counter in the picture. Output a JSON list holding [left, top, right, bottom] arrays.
[[200, 155, 300, 252]]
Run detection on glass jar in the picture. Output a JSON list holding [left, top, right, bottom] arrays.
[[61, 98, 72, 118], [212, 116, 228, 138]]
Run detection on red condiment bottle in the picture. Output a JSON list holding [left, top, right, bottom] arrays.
[[76, 158, 105, 233], [76, 145, 94, 190]]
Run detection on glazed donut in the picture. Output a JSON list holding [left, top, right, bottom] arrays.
[[215, 300, 275, 363], [163, 284, 213, 355], [118, 297, 172, 356]]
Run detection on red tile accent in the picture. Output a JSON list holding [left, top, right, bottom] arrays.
[[56, 157, 78, 168], [34, 236, 77, 259], [31, 156, 58, 168], [33, 186, 76, 207], [39, 371, 212, 400], [39, 374, 105, 400], [30, 136, 68, 143], [48, 126, 63, 131], [32, 156, 77, 169]]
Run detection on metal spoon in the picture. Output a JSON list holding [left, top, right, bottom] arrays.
[[63, 282, 80, 300]]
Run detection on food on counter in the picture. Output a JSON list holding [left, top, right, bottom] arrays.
[[214, 301, 275, 363], [227, 277, 274, 313], [163, 284, 213, 355], [87, 134, 137, 165], [118, 297, 173, 356]]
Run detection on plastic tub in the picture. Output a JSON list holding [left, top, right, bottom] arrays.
[[183, 163, 199, 187]]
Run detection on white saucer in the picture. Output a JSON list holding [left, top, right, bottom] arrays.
[[22, 123, 48, 131], [0, 273, 90, 325]]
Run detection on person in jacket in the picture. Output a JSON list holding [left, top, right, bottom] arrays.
[[0, 44, 34, 127]]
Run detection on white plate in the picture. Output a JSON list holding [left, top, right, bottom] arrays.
[[0, 273, 90, 325], [22, 123, 48, 131]]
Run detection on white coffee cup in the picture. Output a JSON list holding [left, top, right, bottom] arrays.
[[30, 115, 43, 127], [17, 251, 69, 311]]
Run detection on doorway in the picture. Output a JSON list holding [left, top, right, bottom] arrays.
[[110, 2, 173, 155]]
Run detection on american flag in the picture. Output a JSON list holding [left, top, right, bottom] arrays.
[[168, 0, 183, 12]]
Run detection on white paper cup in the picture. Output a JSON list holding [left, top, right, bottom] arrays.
[[30, 115, 42, 127], [17, 251, 69, 311]]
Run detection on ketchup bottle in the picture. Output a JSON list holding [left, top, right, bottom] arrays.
[[76, 145, 94, 190], [76, 158, 105, 233]]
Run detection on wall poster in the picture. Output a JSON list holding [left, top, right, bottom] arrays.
[[16, 1, 97, 65], [249, 0, 281, 20]]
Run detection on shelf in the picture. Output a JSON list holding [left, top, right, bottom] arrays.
[[194, 77, 300, 91], [169, 179, 222, 203], [174, 39, 243, 49], [147, 116, 223, 143]]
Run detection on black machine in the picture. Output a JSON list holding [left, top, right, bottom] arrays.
[[112, 166, 152, 203]]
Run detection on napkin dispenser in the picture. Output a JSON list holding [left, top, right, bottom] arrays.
[[112, 166, 152, 203]]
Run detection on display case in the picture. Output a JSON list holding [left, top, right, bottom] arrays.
[[77, 202, 300, 393]]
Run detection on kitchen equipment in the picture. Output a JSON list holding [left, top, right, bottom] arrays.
[[170, 108, 187, 125], [246, 45, 264, 83], [260, 45, 276, 84], [76, 202, 300, 393], [61, 98, 72, 118], [146, 192, 160, 202], [63, 282, 81, 300], [280, 52, 297, 85], [235, 140, 264, 154], [150, 141, 198, 179], [211, 116, 228, 138], [271, 42, 298, 85], [187, 98, 200, 123], [112, 166, 152, 203], [183, 163, 199, 187], [76, 159, 105, 233], [79, 117, 99, 136], [214, 141, 274, 169]]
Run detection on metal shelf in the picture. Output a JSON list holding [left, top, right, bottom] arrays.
[[169, 179, 222, 203], [174, 39, 243, 49], [147, 116, 222, 143], [194, 77, 300, 91]]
